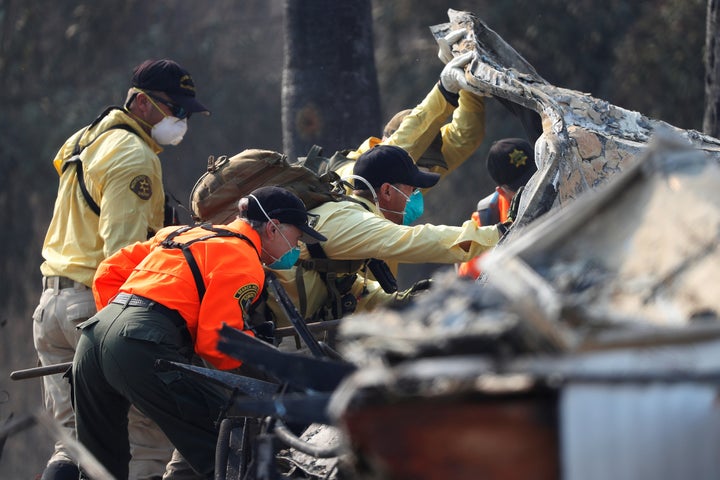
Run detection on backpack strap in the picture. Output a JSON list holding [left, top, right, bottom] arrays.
[[296, 254, 366, 317], [61, 112, 139, 216], [327, 149, 355, 173], [64, 150, 101, 215], [365, 258, 398, 294], [161, 224, 259, 302], [298, 144, 329, 175], [295, 242, 375, 320], [293, 197, 399, 318], [296, 257, 366, 274], [307, 243, 361, 319]]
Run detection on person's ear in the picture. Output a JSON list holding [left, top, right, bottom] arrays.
[[266, 219, 281, 237], [379, 183, 392, 200], [134, 92, 148, 110], [134, 92, 156, 119]]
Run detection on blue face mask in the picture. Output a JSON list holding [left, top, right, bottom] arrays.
[[269, 246, 300, 270], [386, 185, 425, 226], [248, 193, 301, 270], [402, 189, 424, 225]]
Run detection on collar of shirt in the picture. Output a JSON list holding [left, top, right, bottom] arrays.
[[350, 194, 381, 216]]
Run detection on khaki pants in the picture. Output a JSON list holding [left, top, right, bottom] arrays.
[[163, 450, 207, 480], [33, 277, 174, 478]]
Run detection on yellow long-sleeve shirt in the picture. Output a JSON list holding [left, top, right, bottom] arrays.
[[270, 196, 499, 323], [40, 108, 165, 286], [334, 86, 486, 181], [270, 86, 488, 324]]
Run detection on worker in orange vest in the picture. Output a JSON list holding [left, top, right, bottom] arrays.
[[458, 138, 537, 279], [71, 186, 326, 479]]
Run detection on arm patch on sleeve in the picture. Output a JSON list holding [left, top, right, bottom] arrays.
[[129, 175, 153, 200], [234, 284, 260, 308]]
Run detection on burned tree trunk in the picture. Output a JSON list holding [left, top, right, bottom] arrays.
[[704, 0, 720, 137], [282, 0, 381, 160]]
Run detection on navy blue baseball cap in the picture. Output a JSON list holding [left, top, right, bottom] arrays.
[[132, 59, 210, 116], [353, 145, 440, 190], [246, 186, 327, 244], [486, 138, 536, 191]]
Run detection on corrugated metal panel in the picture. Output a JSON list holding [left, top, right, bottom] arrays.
[[562, 383, 720, 480]]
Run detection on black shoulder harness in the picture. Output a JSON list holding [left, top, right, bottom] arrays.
[[60, 106, 139, 215], [160, 224, 259, 302]]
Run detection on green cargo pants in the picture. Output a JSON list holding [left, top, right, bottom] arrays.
[[73, 302, 228, 479]]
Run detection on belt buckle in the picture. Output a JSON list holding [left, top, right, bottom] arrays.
[[45, 276, 83, 291], [43, 276, 60, 292], [119, 293, 132, 307], [131, 294, 152, 309]]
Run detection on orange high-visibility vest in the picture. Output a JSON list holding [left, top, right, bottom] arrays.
[[458, 193, 510, 279], [93, 219, 264, 370]]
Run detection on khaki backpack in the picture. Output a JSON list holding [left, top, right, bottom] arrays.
[[190, 147, 345, 224], [189, 147, 398, 322]]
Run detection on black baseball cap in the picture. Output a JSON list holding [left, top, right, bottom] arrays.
[[353, 145, 440, 190], [486, 138, 537, 191], [245, 186, 327, 244], [131, 59, 210, 116]]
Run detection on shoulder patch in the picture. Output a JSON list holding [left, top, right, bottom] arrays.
[[234, 284, 259, 307], [129, 175, 153, 200]]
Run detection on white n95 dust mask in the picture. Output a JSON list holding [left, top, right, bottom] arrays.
[[151, 116, 187, 146]]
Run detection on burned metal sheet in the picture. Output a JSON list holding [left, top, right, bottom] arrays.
[[331, 10, 720, 478], [340, 137, 720, 365], [431, 9, 720, 230], [425, 9, 720, 339], [483, 136, 720, 340]]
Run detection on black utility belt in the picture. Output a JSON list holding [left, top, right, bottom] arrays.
[[111, 292, 186, 329]]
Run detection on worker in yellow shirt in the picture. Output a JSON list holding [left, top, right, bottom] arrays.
[[270, 145, 505, 328], [33, 58, 209, 480]]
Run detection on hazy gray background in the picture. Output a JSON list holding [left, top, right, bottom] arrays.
[[0, 0, 706, 476]]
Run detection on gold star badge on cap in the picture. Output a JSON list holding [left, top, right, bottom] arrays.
[[508, 149, 528, 168]]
